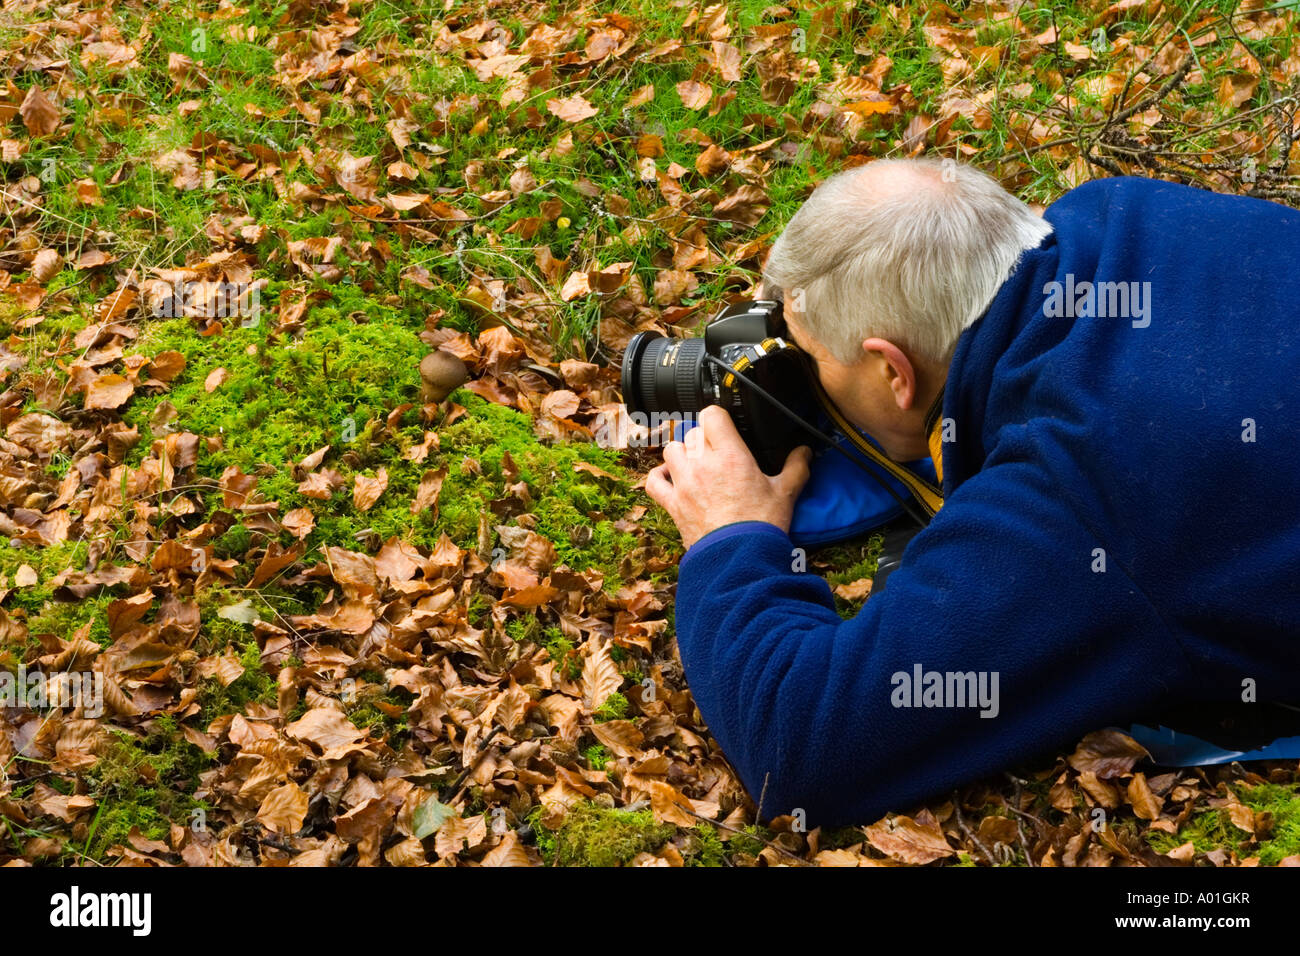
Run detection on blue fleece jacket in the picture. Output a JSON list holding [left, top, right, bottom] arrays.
[[673, 177, 1300, 827]]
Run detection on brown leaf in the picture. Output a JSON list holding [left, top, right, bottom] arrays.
[[75, 179, 102, 206], [635, 134, 664, 158], [1067, 730, 1149, 779], [298, 444, 331, 473], [1126, 772, 1163, 820], [298, 469, 345, 500], [353, 468, 388, 512], [7, 413, 71, 457], [694, 144, 730, 177], [500, 584, 561, 608], [648, 780, 698, 827], [540, 389, 581, 421], [20, 86, 61, 137], [481, 831, 536, 866], [248, 541, 305, 589], [584, 29, 622, 62], [74, 249, 117, 270], [435, 815, 489, 859], [31, 249, 63, 284], [285, 707, 366, 752], [833, 578, 872, 601], [573, 460, 619, 481], [628, 84, 654, 108], [546, 95, 598, 122], [976, 815, 1019, 846], [708, 41, 742, 83], [591, 719, 645, 758], [1218, 73, 1259, 109], [149, 350, 186, 382], [1225, 800, 1256, 835], [864, 814, 956, 864], [334, 797, 391, 844], [1078, 770, 1120, 809], [902, 113, 934, 157], [282, 508, 315, 540], [676, 80, 713, 110], [204, 367, 228, 392], [257, 782, 308, 835], [84, 373, 134, 410], [652, 269, 698, 306], [581, 637, 623, 712], [410, 465, 448, 516], [711, 184, 769, 227]]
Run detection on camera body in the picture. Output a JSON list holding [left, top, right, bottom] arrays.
[[621, 299, 822, 474]]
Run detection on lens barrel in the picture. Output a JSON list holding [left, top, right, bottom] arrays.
[[621, 331, 710, 416]]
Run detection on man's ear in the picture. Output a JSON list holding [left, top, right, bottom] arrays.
[[861, 337, 917, 410]]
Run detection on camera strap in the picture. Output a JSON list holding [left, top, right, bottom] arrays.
[[922, 385, 946, 487], [809, 376, 945, 518]]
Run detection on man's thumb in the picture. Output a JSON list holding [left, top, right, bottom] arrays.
[[777, 445, 813, 494]]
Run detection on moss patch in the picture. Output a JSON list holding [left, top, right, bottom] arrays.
[[1147, 782, 1300, 866]]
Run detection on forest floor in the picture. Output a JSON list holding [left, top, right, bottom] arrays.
[[1, 0, 1299, 866]]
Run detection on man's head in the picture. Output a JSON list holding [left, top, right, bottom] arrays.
[[761, 157, 1051, 460]]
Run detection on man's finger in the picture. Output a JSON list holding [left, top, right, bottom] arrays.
[[684, 424, 707, 456], [697, 405, 749, 455], [645, 464, 675, 508], [775, 445, 813, 496]]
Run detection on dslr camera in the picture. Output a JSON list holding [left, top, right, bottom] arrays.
[[620, 299, 821, 475]]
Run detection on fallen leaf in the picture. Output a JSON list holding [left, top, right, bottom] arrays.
[[676, 80, 713, 110], [1067, 730, 1149, 779], [864, 814, 956, 864], [85, 374, 134, 410], [546, 95, 598, 122], [20, 86, 61, 137], [257, 782, 309, 834], [353, 468, 388, 512]]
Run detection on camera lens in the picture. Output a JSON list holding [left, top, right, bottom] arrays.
[[621, 331, 711, 416]]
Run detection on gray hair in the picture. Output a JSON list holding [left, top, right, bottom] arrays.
[[761, 157, 1053, 365]]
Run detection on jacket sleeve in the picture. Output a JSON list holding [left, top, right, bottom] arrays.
[[672, 458, 1197, 827]]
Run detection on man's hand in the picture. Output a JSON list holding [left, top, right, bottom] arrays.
[[645, 405, 813, 549]]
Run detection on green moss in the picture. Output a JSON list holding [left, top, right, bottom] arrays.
[[681, 823, 730, 867], [592, 692, 629, 723], [0, 541, 90, 618], [121, 292, 640, 584], [80, 717, 213, 861], [532, 801, 675, 867], [582, 744, 610, 771], [195, 639, 278, 727], [724, 824, 768, 860], [505, 617, 538, 643], [1146, 782, 1300, 866], [531, 800, 742, 867], [345, 686, 411, 743], [541, 626, 581, 680], [25, 593, 114, 648]]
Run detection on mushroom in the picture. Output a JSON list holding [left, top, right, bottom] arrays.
[[419, 350, 468, 403]]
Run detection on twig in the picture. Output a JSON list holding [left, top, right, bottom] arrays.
[[680, 805, 813, 866], [951, 790, 996, 865], [440, 725, 502, 803], [753, 770, 770, 824], [1004, 773, 1036, 867]]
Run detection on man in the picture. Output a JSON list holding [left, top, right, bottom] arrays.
[[644, 157, 1300, 827]]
